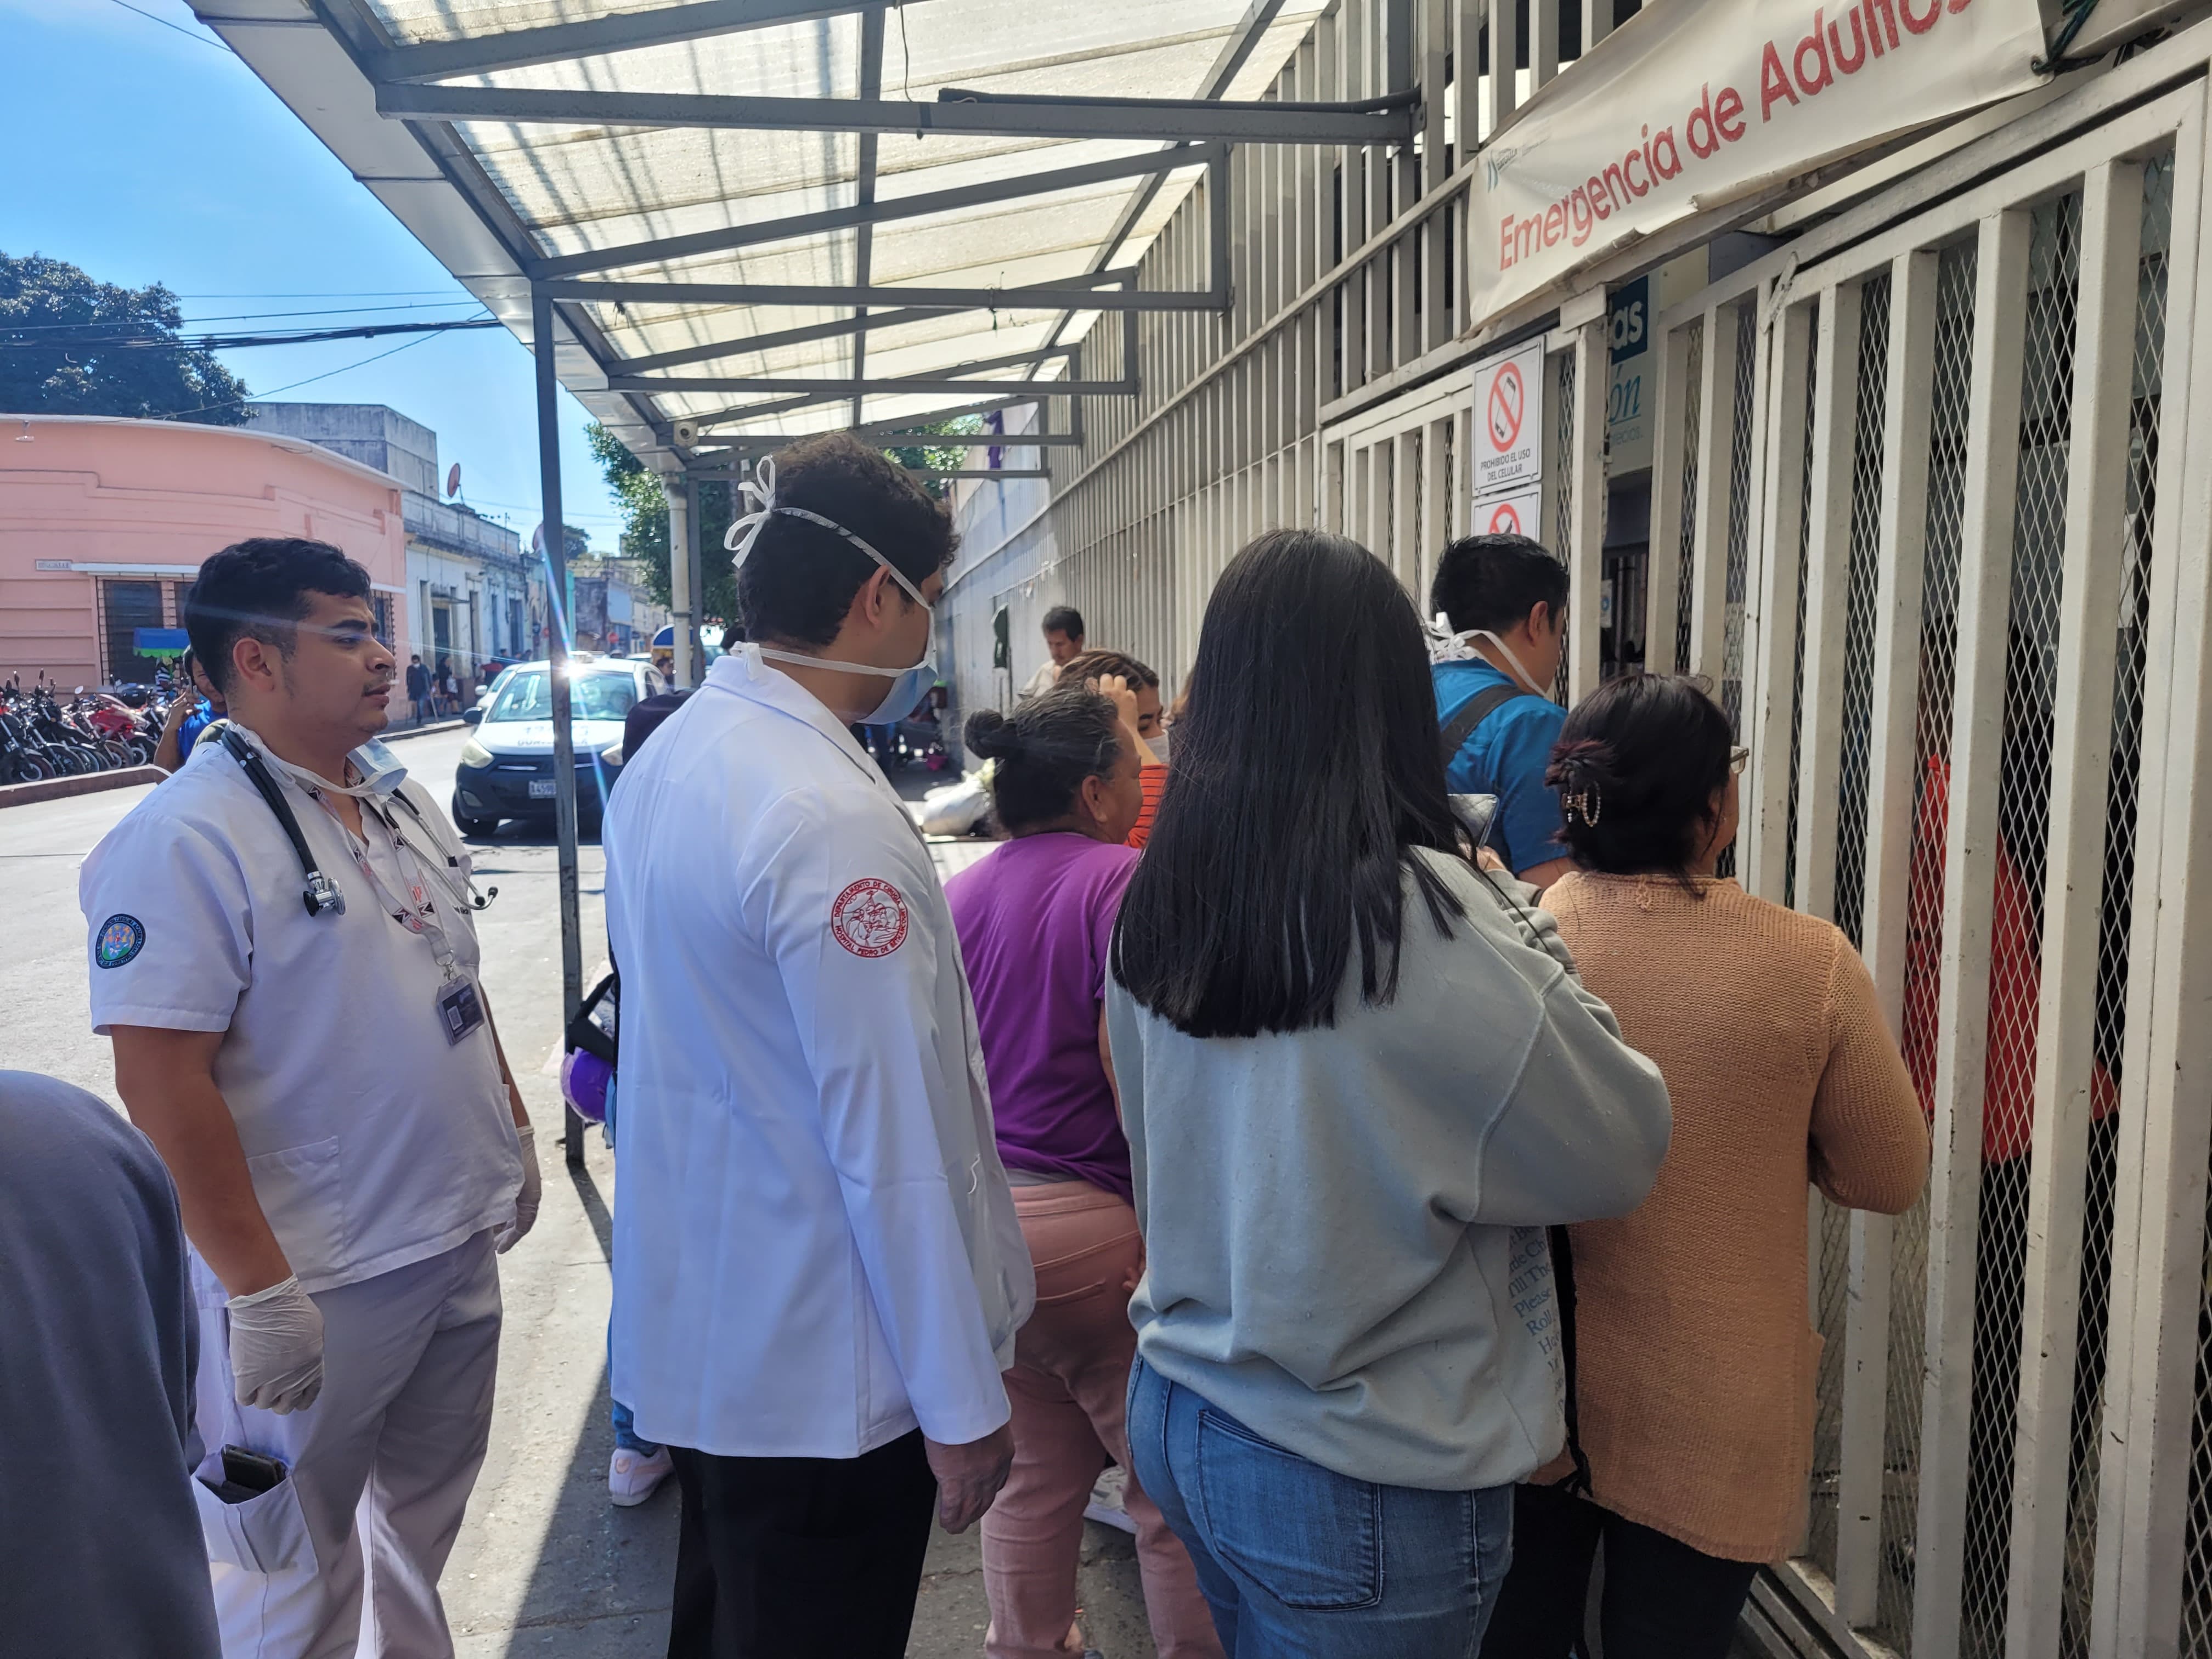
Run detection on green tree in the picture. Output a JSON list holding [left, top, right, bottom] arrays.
[[586, 424, 740, 625], [884, 414, 986, 498], [1, 253, 252, 424], [586, 414, 990, 623]]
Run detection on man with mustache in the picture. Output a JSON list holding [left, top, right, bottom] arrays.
[[80, 537, 539, 1658]]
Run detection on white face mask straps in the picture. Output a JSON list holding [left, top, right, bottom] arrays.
[[724, 456, 932, 612], [1429, 612, 1554, 700]]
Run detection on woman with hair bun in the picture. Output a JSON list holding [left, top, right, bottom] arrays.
[[946, 686, 1220, 1659], [1480, 673, 1930, 1659]]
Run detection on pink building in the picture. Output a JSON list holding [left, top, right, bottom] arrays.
[[0, 415, 410, 690]]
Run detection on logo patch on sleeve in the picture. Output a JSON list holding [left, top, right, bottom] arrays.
[[94, 914, 146, 969], [831, 878, 910, 958]]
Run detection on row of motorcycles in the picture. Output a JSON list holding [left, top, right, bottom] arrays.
[[1, 674, 175, 784]]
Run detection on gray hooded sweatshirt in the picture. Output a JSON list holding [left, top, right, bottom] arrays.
[[1109, 848, 1672, 1492]]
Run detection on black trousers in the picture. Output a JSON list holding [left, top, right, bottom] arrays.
[[1479, 1482, 1758, 1659], [666, 1430, 938, 1659]]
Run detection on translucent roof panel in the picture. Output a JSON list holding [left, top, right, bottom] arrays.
[[362, 0, 1330, 452]]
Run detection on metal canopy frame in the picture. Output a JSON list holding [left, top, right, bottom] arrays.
[[367, 0, 886, 82], [527, 144, 1224, 280], [237, 0, 1403, 1166], [374, 84, 1416, 147]]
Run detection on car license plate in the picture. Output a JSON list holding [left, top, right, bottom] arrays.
[[528, 778, 557, 798]]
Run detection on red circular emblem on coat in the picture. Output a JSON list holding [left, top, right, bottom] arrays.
[[832, 877, 910, 958]]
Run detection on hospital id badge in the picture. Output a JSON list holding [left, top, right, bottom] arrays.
[[436, 975, 486, 1046]]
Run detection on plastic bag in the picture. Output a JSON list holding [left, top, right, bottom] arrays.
[[916, 772, 993, 837]]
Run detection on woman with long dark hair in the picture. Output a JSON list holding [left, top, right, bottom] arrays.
[[1479, 674, 1927, 1658], [1109, 529, 1673, 1655], [945, 685, 1221, 1659]]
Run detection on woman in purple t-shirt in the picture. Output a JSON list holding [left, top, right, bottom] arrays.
[[946, 685, 1221, 1659]]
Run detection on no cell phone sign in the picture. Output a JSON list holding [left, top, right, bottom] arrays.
[[1488, 362, 1525, 451], [1482, 488, 1545, 541], [1471, 341, 1545, 502]]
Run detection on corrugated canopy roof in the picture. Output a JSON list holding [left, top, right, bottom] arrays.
[[211, 0, 1350, 466]]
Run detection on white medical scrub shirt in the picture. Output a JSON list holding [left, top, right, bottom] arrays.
[[603, 647, 1034, 1459], [80, 729, 522, 1294]]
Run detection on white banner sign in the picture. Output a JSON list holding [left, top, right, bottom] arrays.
[[1468, 0, 2049, 327], [1472, 341, 1547, 499]]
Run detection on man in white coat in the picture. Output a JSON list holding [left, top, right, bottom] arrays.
[[603, 433, 1033, 1659], [81, 537, 539, 1658]]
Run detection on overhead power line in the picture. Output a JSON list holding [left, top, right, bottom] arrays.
[[108, 0, 226, 50], [1, 317, 503, 351], [5, 301, 492, 335]]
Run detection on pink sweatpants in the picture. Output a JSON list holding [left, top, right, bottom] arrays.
[[981, 1182, 1222, 1659]]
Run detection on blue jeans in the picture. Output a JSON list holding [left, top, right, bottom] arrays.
[[1125, 1356, 1513, 1658]]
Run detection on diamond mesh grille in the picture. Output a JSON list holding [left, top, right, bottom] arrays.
[[2058, 153, 2170, 1659], [1786, 303, 1820, 913], [1809, 1191, 1853, 1577], [1960, 187, 2084, 1659], [1832, 272, 1894, 949], [1723, 300, 1759, 732], [1554, 348, 1577, 702], [1878, 234, 1980, 1653], [1675, 319, 1705, 674], [1810, 276, 1890, 1559]]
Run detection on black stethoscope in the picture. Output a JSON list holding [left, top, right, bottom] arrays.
[[212, 722, 496, 919]]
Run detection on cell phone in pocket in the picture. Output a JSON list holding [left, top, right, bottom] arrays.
[[218, 1444, 286, 1500]]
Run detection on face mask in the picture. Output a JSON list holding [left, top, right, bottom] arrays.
[[1147, 732, 1172, 765], [727, 458, 937, 725]]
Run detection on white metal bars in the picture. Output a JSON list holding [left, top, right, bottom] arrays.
[[1633, 66, 2210, 1659]]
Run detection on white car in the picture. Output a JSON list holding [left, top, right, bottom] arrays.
[[451, 657, 658, 835]]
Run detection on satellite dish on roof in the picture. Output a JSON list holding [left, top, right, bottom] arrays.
[[447, 463, 462, 499]]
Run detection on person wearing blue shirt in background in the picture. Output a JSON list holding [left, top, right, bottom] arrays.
[[1430, 535, 1576, 890]]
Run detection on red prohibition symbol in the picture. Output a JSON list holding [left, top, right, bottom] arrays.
[[1487, 500, 1523, 535], [1488, 362, 1526, 452]]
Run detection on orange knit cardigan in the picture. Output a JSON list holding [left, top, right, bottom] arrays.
[[1539, 872, 1930, 1562]]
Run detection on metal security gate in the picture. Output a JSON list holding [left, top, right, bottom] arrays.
[[1324, 373, 1472, 610], [1640, 49, 2212, 1659]]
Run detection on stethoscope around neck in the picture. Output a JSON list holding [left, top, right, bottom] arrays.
[[212, 722, 496, 919]]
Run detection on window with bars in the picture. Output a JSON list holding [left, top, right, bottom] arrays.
[[97, 579, 166, 687]]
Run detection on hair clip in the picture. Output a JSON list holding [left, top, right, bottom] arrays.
[[1562, 787, 1602, 827]]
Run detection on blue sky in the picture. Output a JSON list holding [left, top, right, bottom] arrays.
[[1, 0, 626, 546]]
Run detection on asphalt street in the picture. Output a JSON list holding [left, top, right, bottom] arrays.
[[0, 725, 1153, 1659]]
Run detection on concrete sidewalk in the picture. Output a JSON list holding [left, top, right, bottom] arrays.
[[442, 1131, 1154, 1659]]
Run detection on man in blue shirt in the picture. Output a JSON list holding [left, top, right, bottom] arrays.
[[1430, 534, 1575, 889]]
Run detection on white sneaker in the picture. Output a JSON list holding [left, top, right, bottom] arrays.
[[1082, 1464, 1138, 1536], [608, 1446, 673, 1507]]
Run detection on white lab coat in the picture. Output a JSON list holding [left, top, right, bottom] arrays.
[[603, 647, 1034, 1459]]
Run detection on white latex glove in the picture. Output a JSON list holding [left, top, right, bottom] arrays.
[[228, 1276, 325, 1415], [496, 1122, 541, 1253]]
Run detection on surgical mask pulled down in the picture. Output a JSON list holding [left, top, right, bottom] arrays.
[[1427, 612, 1557, 703], [726, 460, 936, 725]]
